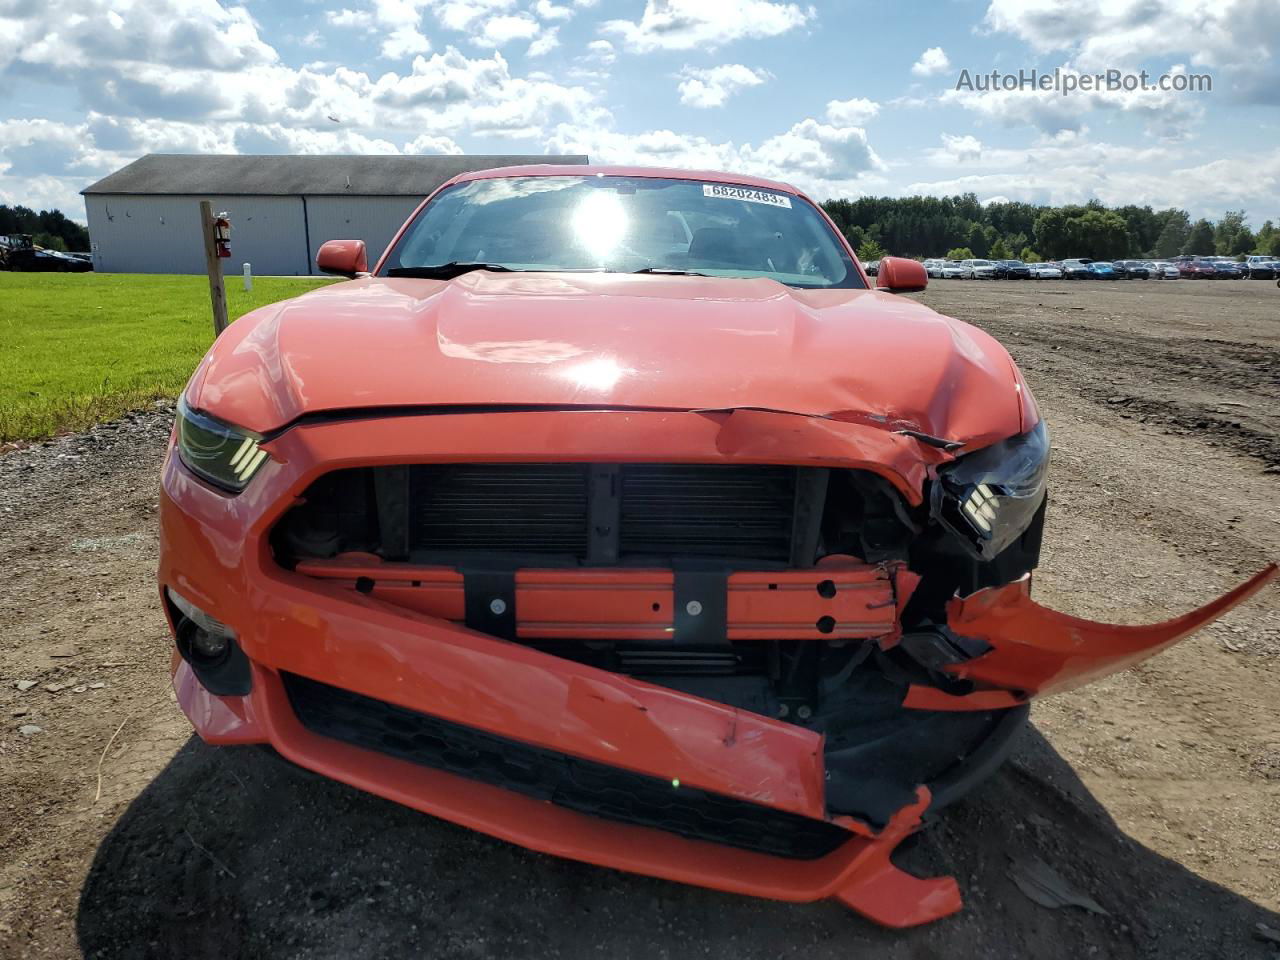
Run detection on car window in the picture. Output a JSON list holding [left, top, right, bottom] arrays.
[[383, 175, 864, 289]]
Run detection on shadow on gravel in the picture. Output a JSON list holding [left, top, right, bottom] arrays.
[[77, 726, 1278, 960]]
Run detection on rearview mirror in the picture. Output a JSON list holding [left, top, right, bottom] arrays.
[[876, 256, 928, 293], [317, 239, 368, 278]]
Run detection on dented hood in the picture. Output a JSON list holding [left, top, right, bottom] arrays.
[[187, 271, 1030, 442]]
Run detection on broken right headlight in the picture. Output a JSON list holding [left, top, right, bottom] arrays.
[[934, 420, 1049, 559]]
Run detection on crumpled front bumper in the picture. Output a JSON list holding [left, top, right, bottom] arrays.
[[160, 410, 1277, 928]]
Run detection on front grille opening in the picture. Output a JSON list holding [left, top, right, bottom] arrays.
[[273, 462, 827, 568], [282, 671, 850, 860], [412, 464, 590, 555], [619, 464, 795, 561]]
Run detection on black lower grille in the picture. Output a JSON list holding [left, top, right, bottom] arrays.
[[275, 462, 811, 566], [619, 464, 796, 561], [282, 672, 848, 860], [410, 464, 590, 555]]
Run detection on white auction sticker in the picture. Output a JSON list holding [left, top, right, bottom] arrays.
[[702, 183, 792, 208]]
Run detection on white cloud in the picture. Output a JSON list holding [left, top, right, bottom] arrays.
[[584, 39, 616, 64], [911, 46, 950, 77], [983, 0, 1280, 104], [824, 97, 879, 126], [434, 0, 516, 32], [476, 13, 541, 47], [528, 27, 560, 58], [601, 0, 812, 53], [938, 62, 1206, 140], [326, 8, 374, 28], [4, 0, 278, 75], [545, 115, 883, 199], [925, 133, 984, 163], [908, 129, 1280, 218], [533, 0, 574, 20], [405, 134, 466, 154], [676, 64, 769, 108]]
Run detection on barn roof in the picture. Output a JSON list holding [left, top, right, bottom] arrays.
[[82, 153, 590, 197]]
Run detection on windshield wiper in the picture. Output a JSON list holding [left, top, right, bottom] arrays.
[[387, 262, 514, 279], [631, 267, 713, 277]]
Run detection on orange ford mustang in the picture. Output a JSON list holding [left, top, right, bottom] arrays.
[[160, 165, 1275, 928]]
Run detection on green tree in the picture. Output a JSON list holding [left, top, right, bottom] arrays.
[[1032, 208, 1071, 260], [989, 238, 1012, 260], [1254, 220, 1275, 253], [966, 222, 990, 258], [1020, 247, 1041, 262], [1153, 211, 1190, 258], [1213, 210, 1247, 255], [33, 232, 67, 251], [1062, 210, 1130, 259], [945, 246, 974, 260], [1182, 219, 1215, 255], [1266, 231, 1280, 257], [0, 204, 89, 249], [1227, 227, 1255, 257], [843, 224, 867, 250], [856, 239, 888, 261]]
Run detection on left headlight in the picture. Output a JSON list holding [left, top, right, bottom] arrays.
[[933, 420, 1049, 559], [175, 396, 270, 492]]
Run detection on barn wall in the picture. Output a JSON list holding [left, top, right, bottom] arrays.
[[304, 195, 422, 270], [85, 193, 424, 275], [84, 195, 308, 275]]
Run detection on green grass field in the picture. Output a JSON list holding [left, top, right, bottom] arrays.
[[0, 273, 335, 442]]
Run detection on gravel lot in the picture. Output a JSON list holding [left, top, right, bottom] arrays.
[[1, 278, 1278, 959]]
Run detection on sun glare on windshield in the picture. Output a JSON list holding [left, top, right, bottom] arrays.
[[572, 190, 629, 262]]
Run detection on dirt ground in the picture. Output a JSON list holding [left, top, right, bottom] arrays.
[[1, 278, 1278, 959]]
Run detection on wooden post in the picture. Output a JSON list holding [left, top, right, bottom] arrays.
[[199, 200, 229, 337]]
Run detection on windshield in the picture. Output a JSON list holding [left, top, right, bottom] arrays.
[[380, 175, 864, 289]]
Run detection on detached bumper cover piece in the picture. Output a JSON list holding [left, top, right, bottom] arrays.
[[174, 659, 961, 928], [905, 564, 1278, 711]]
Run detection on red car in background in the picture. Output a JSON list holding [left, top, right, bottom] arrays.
[[1176, 258, 1218, 278], [159, 165, 1276, 929]]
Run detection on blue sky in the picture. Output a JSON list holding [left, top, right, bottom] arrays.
[[1, 0, 1277, 224]]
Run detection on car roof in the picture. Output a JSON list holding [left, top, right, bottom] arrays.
[[446, 163, 803, 196]]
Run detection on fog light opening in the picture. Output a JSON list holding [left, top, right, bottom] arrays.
[[167, 588, 236, 664]]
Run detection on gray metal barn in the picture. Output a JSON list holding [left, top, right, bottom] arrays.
[[80, 153, 589, 275]]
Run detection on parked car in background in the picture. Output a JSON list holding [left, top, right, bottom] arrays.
[[1086, 261, 1118, 280], [1245, 255, 1279, 279], [1060, 259, 1091, 279], [959, 258, 996, 279], [1029, 262, 1063, 279], [1147, 261, 1180, 279], [940, 260, 964, 279], [1206, 258, 1242, 279], [923, 258, 942, 277], [1112, 260, 1150, 279], [864, 260, 880, 277], [1177, 258, 1216, 279], [0, 234, 94, 272], [992, 259, 1031, 279]]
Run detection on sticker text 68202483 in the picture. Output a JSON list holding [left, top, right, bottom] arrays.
[[702, 184, 793, 209]]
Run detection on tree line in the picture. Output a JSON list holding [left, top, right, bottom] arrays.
[[820, 194, 1280, 264], [0, 204, 90, 252]]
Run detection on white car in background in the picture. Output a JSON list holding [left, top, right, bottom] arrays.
[[939, 261, 964, 279], [1148, 260, 1180, 279], [923, 258, 946, 277], [1029, 262, 1063, 279], [960, 259, 995, 279]]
